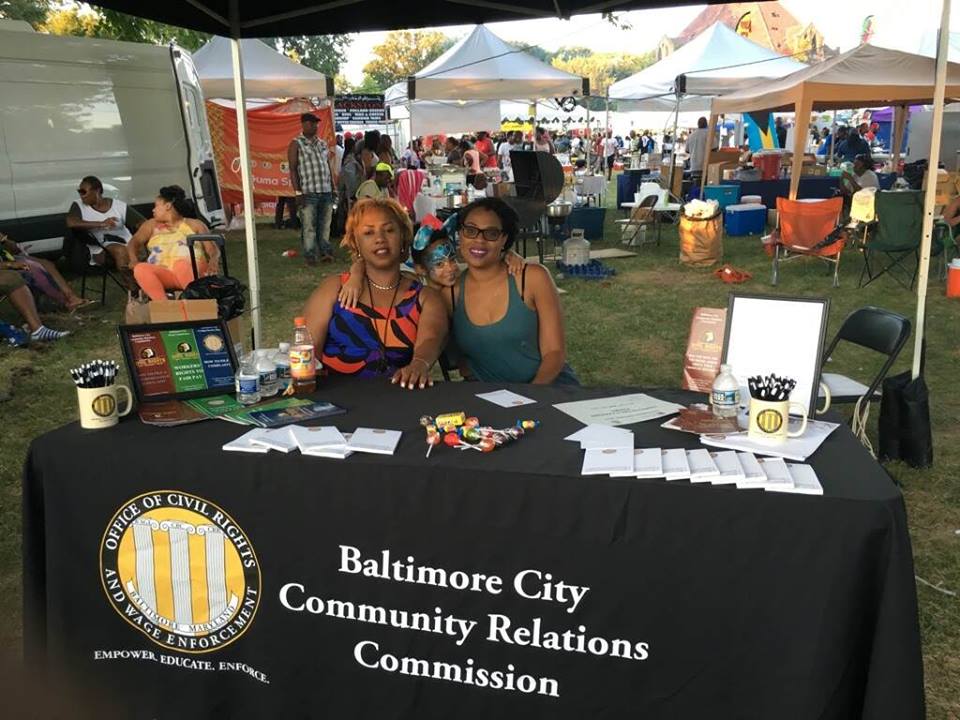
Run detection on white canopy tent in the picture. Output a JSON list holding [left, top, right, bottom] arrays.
[[193, 36, 333, 100], [192, 37, 332, 344], [388, 100, 502, 136], [387, 25, 587, 103], [608, 23, 805, 111]]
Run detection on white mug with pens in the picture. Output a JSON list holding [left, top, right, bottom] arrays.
[[747, 374, 807, 444], [71, 360, 132, 430]]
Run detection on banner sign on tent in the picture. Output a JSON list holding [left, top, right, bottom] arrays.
[[207, 100, 335, 204], [335, 94, 386, 125]]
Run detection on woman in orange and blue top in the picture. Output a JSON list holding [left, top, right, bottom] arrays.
[[302, 197, 447, 390], [128, 185, 220, 301]]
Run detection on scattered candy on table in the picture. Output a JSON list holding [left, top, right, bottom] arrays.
[[420, 413, 540, 457]]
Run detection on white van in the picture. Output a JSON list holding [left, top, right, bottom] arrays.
[[0, 20, 224, 254]]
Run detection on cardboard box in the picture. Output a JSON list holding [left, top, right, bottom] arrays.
[[706, 161, 739, 186], [148, 299, 218, 323]]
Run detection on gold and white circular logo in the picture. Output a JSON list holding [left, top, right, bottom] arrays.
[[91, 394, 116, 418], [100, 491, 260, 654]]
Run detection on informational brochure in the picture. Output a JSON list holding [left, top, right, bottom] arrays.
[[248, 427, 299, 453], [661, 448, 691, 480], [222, 429, 271, 454], [347, 428, 402, 455], [302, 433, 354, 460], [708, 451, 745, 485], [608, 448, 663, 478], [475, 389, 537, 407], [581, 447, 635, 476], [755, 457, 794, 491], [290, 425, 347, 453], [686, 449, 720, 482], [767, 464, 824, 496], [736, 452, 767, 484], [554, 393, 685, 427]]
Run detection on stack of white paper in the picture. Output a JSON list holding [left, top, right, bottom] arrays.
[[566, 424, 634, 450], [708, 451, 745, 485], [699, 420, 841, 461], [609, 448, 663, 478], [303, 433, 354, 459], [223, 429, 271, 454], [770, 464, 824, 495], [754, 457, 794, 491], [687, 449, 720, 482], [249, 427, 299, 453], [661, 449, 691, 480], [582, 447, 635, 476], [347, 428, 403, 455], [290, 425, 347, 454]]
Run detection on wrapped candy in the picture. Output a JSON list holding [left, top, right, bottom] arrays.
[[422, 413, 539, 457]]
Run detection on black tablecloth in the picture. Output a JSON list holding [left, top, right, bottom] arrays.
[[23, 378, 924, 719]]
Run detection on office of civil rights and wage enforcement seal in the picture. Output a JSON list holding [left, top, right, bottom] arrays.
[[100, 490, 261, 653]]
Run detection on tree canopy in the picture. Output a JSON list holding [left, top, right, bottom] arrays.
[[360, 30, 455, 91]]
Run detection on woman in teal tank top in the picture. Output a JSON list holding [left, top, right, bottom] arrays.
[[450, 198, 579, 386]]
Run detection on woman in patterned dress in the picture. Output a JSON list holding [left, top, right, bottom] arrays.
[[302, 197, 447, 390]]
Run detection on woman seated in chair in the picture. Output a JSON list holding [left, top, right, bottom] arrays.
[[127, 186, 220, 301], [302, 197, 447, 390], [447, 197, 579, 386], [1, 233, 93, 311], [66, 175, 145, 271]]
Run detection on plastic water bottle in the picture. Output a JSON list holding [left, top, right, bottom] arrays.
[[256, 351, 278, 398], [290, 317, 317, 395], [236, 354, 261, 405], [275, 342, 292, 394], [711, 364, 740, 418]]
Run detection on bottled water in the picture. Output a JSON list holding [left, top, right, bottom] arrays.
[[256, 351, 278, 398], [290, 317, 317, 395], [236, 354, 261, 405], [711, 364, 740, 418], [275, 342, 292, 395]]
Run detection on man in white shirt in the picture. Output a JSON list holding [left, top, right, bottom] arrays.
[[602, 130, 619, 180], [498, 131, 519, 179], [686, 117, 710, 180]]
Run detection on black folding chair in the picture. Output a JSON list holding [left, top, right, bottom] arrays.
[[820, 306, 912, 405], [64, 227, 127, 305]]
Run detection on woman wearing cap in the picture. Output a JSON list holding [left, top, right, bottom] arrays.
[[302, 197, 446, 389], [356, 163, 394, 200], [448, 197, 578, 385]]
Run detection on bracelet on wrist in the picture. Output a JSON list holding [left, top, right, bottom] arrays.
[[411, 357, 431, 370]]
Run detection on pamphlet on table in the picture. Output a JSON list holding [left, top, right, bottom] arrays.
[[554, 393, 684, 426]]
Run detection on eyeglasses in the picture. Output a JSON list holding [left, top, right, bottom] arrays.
[[461, 224, 504, 242]]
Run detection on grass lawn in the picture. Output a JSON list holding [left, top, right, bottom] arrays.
[[0, 178, 957, 716]]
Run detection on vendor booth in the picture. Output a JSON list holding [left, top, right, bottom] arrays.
[[707, 43, 960, 200]]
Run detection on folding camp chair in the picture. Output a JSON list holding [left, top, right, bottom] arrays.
[[615, 194, 658, 247], [859, 190, 923, 289], [64, 227, 127, 305], [771, 196, 845, 287]]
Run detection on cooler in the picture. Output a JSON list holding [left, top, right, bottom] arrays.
[[754, 153, 782, 181], [741, 194, 763, 205], [724, 203, 767, 236], [703, 184, 740, 211]]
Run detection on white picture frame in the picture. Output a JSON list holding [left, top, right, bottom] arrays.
[[721, 293, 830, 416]]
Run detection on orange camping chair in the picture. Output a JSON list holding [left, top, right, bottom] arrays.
[[772, 197, 845, 288]]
